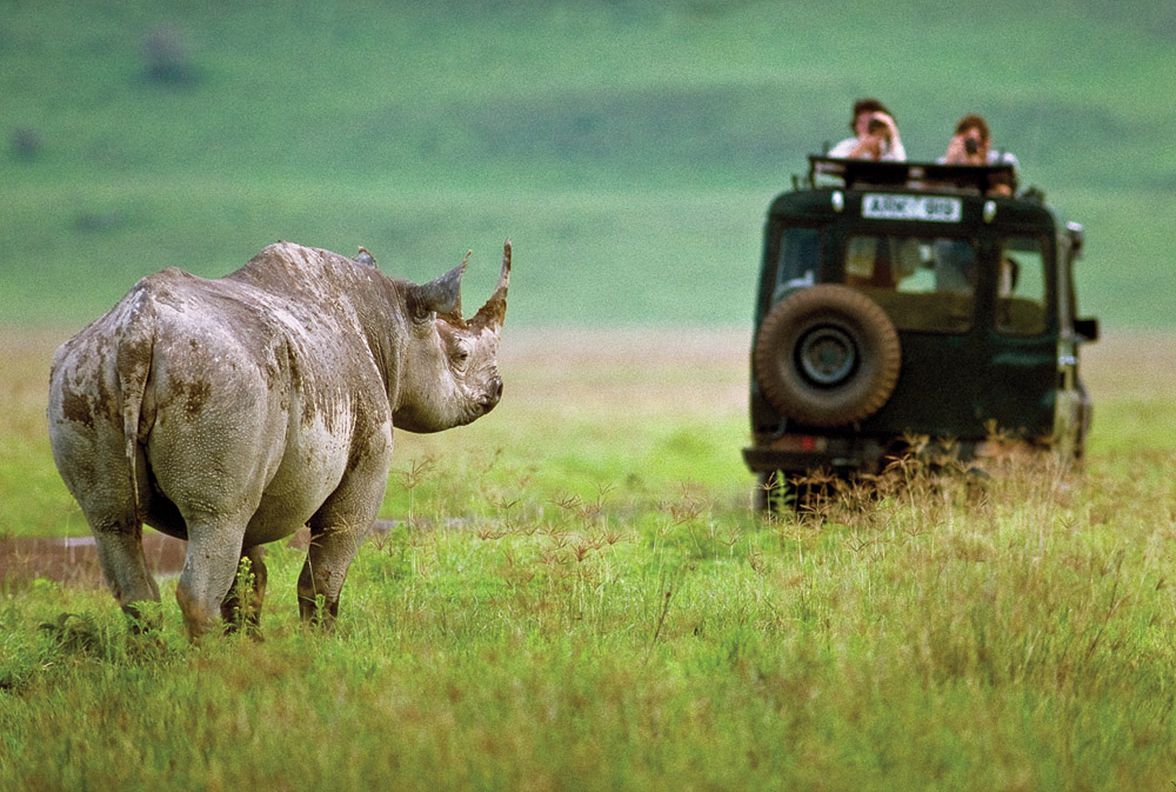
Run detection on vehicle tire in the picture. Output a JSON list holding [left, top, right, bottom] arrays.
[[754, 284, 901, 427]]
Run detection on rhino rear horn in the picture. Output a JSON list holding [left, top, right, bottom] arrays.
[[408, 250, 470, 320], [471, 240, 511, 331], [355, 246, 377, 267]]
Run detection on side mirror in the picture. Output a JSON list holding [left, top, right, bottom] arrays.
[[1075, 317, 1099, 343], [1066, 221, 1085, 259]]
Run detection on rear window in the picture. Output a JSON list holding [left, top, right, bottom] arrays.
[[842, 234, 976, 333], [997, 236, 1048, 336]]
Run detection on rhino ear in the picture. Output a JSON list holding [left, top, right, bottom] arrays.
[[407, 251, 470, 321]]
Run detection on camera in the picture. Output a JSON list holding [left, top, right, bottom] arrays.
[[868, 118, 888, 135], [964, 138, 979, 156]]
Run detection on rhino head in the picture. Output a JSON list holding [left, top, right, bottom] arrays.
[[393, 240, 511, 433]]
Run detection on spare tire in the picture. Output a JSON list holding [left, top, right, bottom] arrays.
[[754, 284, 901, 427]]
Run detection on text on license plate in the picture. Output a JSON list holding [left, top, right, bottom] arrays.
[[861, 193, 962, 222]]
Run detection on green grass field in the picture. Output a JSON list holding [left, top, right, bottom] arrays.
[[1, 328, 1174, 789], [2, 1, 1175, 327]]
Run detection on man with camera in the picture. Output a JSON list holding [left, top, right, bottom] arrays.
[[941, 113, 1019, 194], [942, 114, 1017, 165], [828, 98, 907, 162]]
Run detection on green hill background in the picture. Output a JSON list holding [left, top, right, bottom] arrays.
[[2, 1, 1173, 328]]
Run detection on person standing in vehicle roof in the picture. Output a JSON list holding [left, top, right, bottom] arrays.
[[941, 113, 1019, 194], [828, 98, 907, 162]]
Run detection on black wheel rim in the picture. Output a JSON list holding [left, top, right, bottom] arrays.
[[796, 325, 857, 386]]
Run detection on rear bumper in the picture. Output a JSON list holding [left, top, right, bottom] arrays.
[[743, 433, 990, 475], [742, 435, 886, 475]]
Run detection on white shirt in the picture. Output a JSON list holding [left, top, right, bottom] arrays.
[[828, 134, 907, 162]]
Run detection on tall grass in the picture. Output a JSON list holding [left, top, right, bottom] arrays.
[[2, 446, 1172, 789], [2, 329, 1174, 789]]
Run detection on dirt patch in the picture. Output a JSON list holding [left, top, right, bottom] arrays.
[[0, 532, 186, 588], [499, 326, 749, 419], [1081, 330, 1176, 399], [0, 523, 407, 588]]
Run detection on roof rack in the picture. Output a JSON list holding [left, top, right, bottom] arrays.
[[808, 155, 1017, 195]]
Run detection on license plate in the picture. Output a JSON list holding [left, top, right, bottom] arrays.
[[862, 193, 962, 222]]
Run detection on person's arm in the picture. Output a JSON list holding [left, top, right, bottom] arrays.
[[871, 113, 904, 161], [883, 132, 907, 161]]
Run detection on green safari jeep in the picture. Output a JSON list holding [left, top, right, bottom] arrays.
[[744, 156, 1099, 504]]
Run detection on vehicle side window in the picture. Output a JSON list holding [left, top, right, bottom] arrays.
[[843, 234, 974, 333], [997, 236, 1047, 335], [775, 227, 820, 292]]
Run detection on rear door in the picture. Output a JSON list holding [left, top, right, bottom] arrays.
[[977, 233, 1057, 438], [831, 192, 994, 437]]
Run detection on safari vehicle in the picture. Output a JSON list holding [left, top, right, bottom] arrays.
[[744, 156, 1099, 505]]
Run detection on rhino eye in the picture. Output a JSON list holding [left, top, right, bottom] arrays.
[[451, 348, 470, 368]]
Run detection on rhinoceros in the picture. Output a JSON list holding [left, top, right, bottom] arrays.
[[48, 240, 510, 639]]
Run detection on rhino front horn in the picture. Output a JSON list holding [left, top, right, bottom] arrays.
[[472, 240, 511, 330]]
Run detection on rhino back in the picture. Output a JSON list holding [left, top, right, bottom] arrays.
[[146, 243, 391, 417]]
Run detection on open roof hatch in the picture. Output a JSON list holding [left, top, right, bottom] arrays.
[[809, 155, 1018, 195]]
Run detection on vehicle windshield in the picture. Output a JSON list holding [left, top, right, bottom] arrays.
[[841, 234, 976, 333]]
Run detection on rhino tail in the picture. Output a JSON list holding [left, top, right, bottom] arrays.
[[114, 287, 157, 522]]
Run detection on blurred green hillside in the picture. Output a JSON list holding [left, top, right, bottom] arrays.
[[2, 1, 1173, 328]]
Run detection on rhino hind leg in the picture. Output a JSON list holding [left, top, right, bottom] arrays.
[[92, 524, 162, 632], [50, 406, 161, 630], [220, 545, 268, 638], [175, 519, 251, 640]]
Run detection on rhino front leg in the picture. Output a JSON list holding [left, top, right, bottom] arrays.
[[297, 523, 368, 628], [220, 545, 268, 637], [298, 425, 391, 628], [176, 521, 247, 641]]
